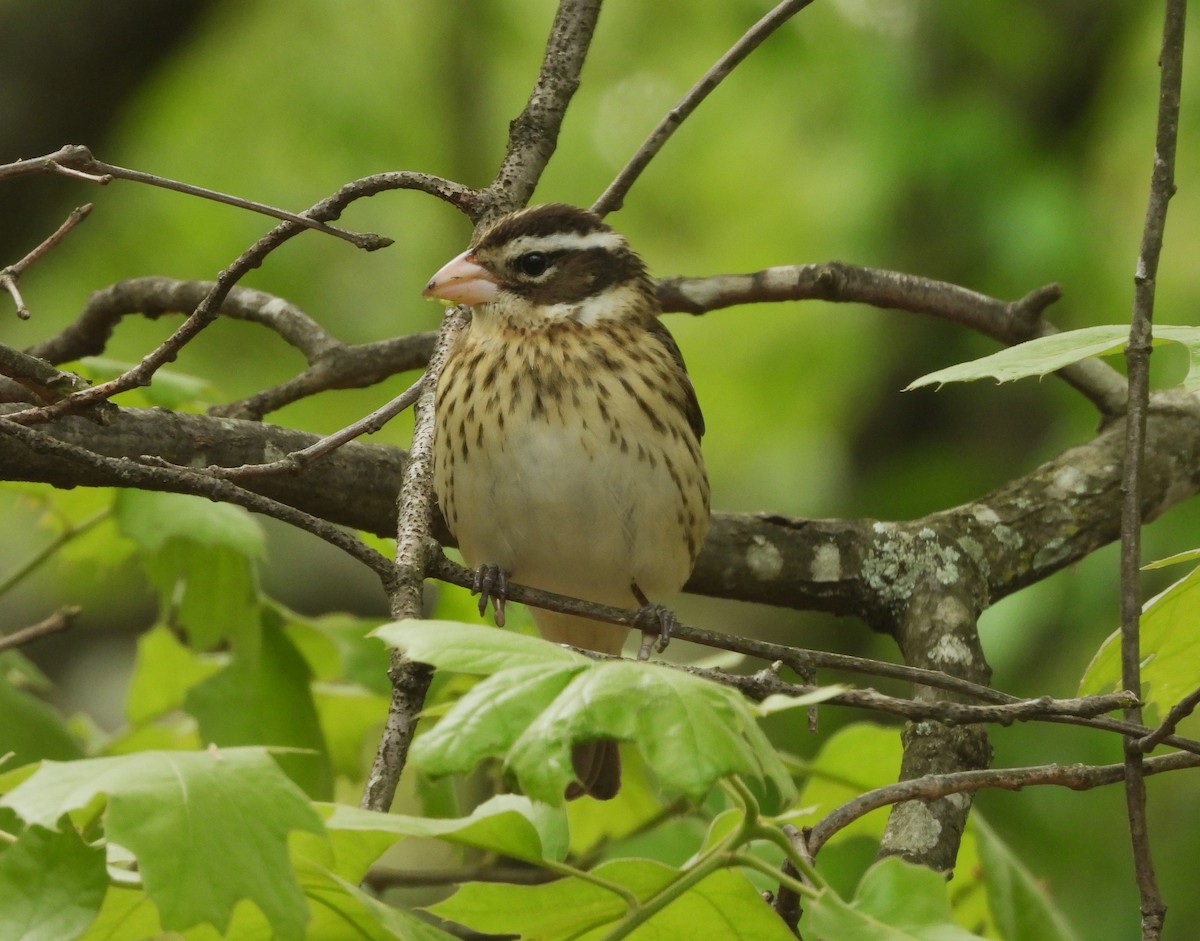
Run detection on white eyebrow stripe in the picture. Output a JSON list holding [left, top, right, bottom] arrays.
[[501, 230, 625, 257]]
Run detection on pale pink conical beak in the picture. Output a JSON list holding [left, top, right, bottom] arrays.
[[422, 249, 499, 305]]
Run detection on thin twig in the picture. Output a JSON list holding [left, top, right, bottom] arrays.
[[192, 375, 425, 480], [0, 145, 391, 251], [360, 310, 468, 813], [805, 750, 1200, 859], [1, 205, 92, 320], [592, 0, 817, 216], [1136, 686, 1200, 753], [4, 173, 474, 428], [0, 607, 80, 653], [1118, 2, 1185, 937]]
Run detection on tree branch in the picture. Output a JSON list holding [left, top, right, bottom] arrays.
[[806, 750, 1200, 860], [1119, 2, 1186, 935]]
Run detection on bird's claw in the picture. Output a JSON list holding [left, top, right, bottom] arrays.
[[472, 563, 509, 627], [632, 603, 676, 661]]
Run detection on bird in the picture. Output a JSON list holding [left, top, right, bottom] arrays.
[[423, 203, 710, 800]]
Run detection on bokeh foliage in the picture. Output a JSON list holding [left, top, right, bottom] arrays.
[[3, 2, 1200, 938]]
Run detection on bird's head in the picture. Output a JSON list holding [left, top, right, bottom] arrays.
[[422, 203, 657, 325]]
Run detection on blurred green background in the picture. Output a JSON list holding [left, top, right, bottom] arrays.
[[2, 1, 1199, 938]]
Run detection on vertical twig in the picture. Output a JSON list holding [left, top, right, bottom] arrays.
[[360, 0, 604, 812], [1119, 2, 1185, 938], [484, 0, 604, 216], [360, 310, 467, 813]]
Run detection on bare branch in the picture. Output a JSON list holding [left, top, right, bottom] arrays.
[[5, 172, 472, 427], [1, 204, 92, 320], [26, 276, 435, 421], [658, 263, 1126, 414], [592, 0, 817, 216], [0, 606, 79, 653], [199, 376, 424, 480], [1119, 3, 1186, 934], [806, 750, 1200, 859], [484, 0, 604, 216], [1136, 686, 1200, 753], [360, 309, 468, 813]]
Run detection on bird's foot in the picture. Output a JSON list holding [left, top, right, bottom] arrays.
[[631, 583, 675, 661], [472, 563, 509, 627]]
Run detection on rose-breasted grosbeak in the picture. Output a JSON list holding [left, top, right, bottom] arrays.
[[424, 203, 710, 799]]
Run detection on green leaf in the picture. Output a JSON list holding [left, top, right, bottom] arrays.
[[0, 825, 107, 941], [1142, 547, 1200, 570], [974, 815, 1081, 941], [0, 675, 83, 768], [806, 856, 990, 940], [1079, 563, 1200, 719], [907, 324, 1200, 392], [116, 490, 263, 650], [430, 858, 795, 940], [798, 723, 902, 846], [383, 621, 794, 809], [506, 660, 795, 809], [300, 865, 462, 941], [372, 618, 590, 672], [125, 623, 223, 725], [0, 748, 324, 940], [324, 793, 569, 865], [186, 617, 334, 799]]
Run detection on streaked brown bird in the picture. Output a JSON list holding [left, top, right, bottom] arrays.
[[424, 203, 710, 800]]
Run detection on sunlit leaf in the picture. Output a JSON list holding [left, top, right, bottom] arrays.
[[906, 325, 1200, 392], [798, 723, 902, 846], [186, 617, 334, 799], [0, 748, 324, 940], [1079, 564, 1200, 719], [324, 793, 568, 865], [377, 621, 795, 809]]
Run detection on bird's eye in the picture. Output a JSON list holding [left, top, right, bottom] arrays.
[[515, 251, 550, 277]]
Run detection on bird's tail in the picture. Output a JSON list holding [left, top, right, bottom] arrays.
[[531, 609, 626, 800]]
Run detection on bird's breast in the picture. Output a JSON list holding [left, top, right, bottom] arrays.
[[433, 321, 708, 606]]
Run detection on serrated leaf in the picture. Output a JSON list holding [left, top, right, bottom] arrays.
[[0, 825, 106, 941], [974, 816, 1081, 941], [806, 856, 989, 940], [1079, 563, 1200, 719], [430, 857, 795, 940], [372, 618, 589, 672], [907, 324, 1200, 392], [384, 621, 794, 809], [324, 793, 568, 865], [413, 663, 584, 778], [0, 748, 324, 940], [506, 660, 795, 808]]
